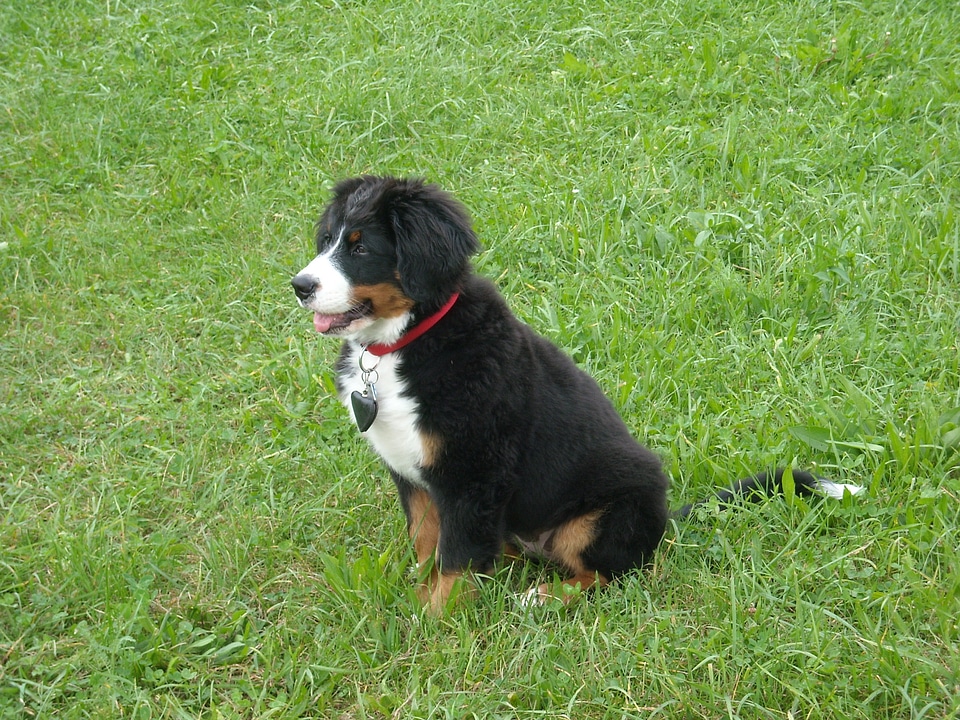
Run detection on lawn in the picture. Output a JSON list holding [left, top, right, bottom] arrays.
[[1, 0, 958, 717]]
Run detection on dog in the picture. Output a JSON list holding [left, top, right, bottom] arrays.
[[291, 175, 861, 613]]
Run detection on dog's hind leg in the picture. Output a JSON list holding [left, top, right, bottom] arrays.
[[524, 511, 611, 605], [523, 488, 668, 606]]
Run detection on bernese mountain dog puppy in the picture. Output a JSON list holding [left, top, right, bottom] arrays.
[[291, 175, 861, 613]]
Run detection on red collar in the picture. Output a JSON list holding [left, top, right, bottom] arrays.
[[365, 292, 460, 357]]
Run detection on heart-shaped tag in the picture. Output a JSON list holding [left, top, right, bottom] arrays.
[[351, 388, 378, 432]]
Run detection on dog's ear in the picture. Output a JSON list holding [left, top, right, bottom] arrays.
[[388, 180, 480, 306]]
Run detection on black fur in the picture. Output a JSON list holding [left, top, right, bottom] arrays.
[[297, 176, 835, 601], [390, 273, 670, 577]]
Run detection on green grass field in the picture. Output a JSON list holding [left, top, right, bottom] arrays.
[[2, 0, 959, 717]]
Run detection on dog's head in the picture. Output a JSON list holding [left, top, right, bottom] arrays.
[[291, 176, 479, 345]]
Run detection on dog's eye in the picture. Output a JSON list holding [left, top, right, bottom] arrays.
[[347, 230, 366, 255]]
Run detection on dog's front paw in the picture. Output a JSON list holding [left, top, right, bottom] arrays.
[[423, 571, 475, 615]]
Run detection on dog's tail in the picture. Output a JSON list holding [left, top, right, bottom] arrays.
[[673, 468, 863, 519]]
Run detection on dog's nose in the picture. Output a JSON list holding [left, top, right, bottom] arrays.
[[291, 275, 317, 300]]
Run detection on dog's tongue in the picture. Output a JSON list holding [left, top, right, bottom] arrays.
[[313, 312, 342, 333]]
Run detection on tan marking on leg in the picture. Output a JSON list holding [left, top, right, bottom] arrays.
[[427, 571, 476, 615], [352, 282, 415, 319], [525, 510, 608, 605], [407, 489, 441, 606], [549, 510, 602, 574], [406, 488, 439, 565]]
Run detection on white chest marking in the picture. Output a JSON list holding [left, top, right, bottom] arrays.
[[340, 344, 427, 487]]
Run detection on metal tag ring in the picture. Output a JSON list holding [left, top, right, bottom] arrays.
[[358, 348, 381, 374]]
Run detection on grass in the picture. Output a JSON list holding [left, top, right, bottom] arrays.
[[1, 0, 958, 717]]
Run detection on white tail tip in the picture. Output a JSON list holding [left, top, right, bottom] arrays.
[[814, 478, 865, 500]]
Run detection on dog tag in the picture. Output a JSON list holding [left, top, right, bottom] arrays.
[[350, 383, 378, 432]]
